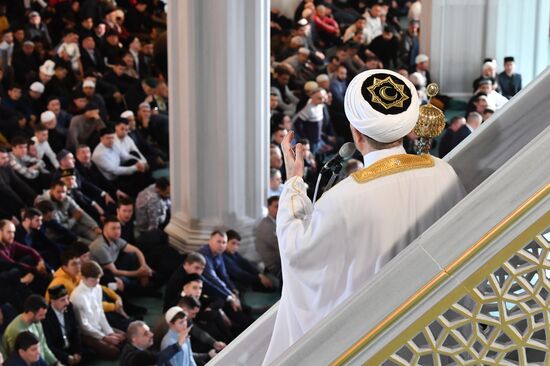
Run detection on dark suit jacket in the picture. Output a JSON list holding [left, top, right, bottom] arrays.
[[80, 46, 107, 73], [438, 128, 455, 158], [120, 342, 180, 366], [75, 160, 117, 197], [0, 166, 36, 217], [42, 303, 83, 365], [450, 124, 472, 151], [497, 72, 522, 99]]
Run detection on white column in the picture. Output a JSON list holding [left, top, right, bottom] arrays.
[[420, 0, 549, 97], [165, 0, 270, 256]]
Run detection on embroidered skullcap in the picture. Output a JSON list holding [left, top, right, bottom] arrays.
[[344, 69, 419, 143]]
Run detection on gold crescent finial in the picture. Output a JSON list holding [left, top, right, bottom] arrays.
[[426, 83, 439, 99], [414, 82, 445, 155]]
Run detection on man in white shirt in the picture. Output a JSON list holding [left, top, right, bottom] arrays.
[[113, 119, 147, 162], [0, 29, 14, 66], [477, 79, 508, 110], [70, 260, 125, 360], [92, 127, 150, 197], [32, 113, 59, 169], [365, 4, 383, 45], [263, 69, 465, 364]]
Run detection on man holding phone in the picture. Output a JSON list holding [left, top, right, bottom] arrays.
[[160, 306, 196, 366]]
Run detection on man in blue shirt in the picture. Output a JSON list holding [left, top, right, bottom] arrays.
[[198, 231, 252, 335], [198, 231, 237, 306]]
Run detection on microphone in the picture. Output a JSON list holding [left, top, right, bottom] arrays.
[[320, 142, 356, 173]]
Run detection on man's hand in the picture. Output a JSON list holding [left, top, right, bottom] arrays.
[[103, 193, 115, 205], [177, 325, 192, 346], [72, 210, 83, 221], [229, 296, 242, 312], [213, 341, 226, 351], [115, 277, 125, 291], [259, 274, 273, 288], [137, 265, 153, 277], [116, 190, 129, 200], [220, 310, 232, 328], [68, 353, 82, 365], [93, 227, 102, 235], [135, 161, 147, 172], [208, 349, 218, 359], [281, 131, 305, 179], [115, 301, 129, 318], [20, 272, 34, 284], [93, 202, 105, 216], [102, 334, 121, 346], [36, 260, 47, 274]]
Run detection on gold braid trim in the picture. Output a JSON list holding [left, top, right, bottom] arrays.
[[351, 154, 434, 184]]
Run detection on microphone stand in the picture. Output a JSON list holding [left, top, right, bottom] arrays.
[[312, 165, 342, 205]]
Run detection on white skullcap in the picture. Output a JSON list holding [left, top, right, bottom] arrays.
[[165, 306, 185, 324], [120, 110, 134, 119], [482, 61, 495, 70], [40, 110, 56, 123], [30, 82, 45, 94], [415, 54, 429, 64], [344, 69, 419, 143], [83, 79, 95, 88], [39, 60, 55, 76], [316, 74, 329, 83]]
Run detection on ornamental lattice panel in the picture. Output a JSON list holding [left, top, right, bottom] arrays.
[[382, 227, 550, 366]]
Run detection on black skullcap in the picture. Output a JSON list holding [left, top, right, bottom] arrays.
[[99, 126, 115, 137], [84, 101, 99, 112], [105, 28, 119, 38], [182, 273, 202, 286], [48, 284, 68, 300]]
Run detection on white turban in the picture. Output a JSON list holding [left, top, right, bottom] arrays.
[[344, 69, 419, 143], [40, 111, 56, 123], [120, 110, 134, 119]]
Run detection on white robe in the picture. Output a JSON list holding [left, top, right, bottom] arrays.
[[263, 146, 465, 365]]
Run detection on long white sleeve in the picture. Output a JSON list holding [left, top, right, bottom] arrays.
[[70, 284, 113, 339]]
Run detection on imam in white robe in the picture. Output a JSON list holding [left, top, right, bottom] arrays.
[[263, 146, 465, 365]]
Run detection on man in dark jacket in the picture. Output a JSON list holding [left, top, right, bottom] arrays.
[[223, 230, 273, 292], [0, 148, 36, 220], [120, 320, 180, 366], [42, 285, 83, 365]]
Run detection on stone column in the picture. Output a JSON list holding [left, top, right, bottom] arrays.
[[165, 0, 270, 257], [419, 0, 549, 97]]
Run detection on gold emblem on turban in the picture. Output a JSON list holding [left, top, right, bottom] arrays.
[[367, 76, 410, 110]]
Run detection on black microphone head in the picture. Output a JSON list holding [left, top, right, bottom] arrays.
[[339, 142, 356, 159]]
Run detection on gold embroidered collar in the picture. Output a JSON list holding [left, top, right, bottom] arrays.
[[352, 154, 434, 184]]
